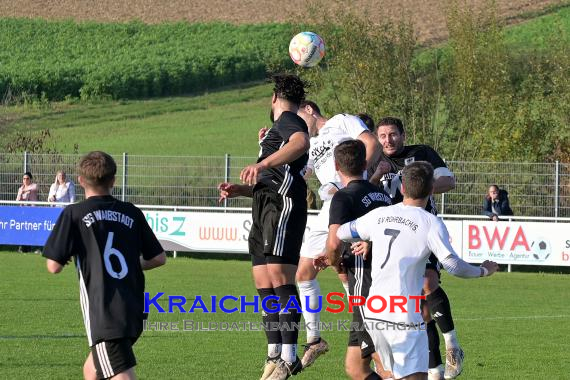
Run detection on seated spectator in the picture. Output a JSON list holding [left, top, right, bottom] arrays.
[[48, 170, 75, 204], [16, 171, 38, 203], [482, 184, 514, 221]]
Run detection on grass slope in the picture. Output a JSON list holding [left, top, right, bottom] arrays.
[[1, 251, 569, 379], [1, 5, 570, 155], [1, 83, 272, 156]]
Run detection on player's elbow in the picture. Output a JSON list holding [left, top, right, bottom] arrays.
[[46, 260, 64, 274], [155, 252, 167, 267], [145, 252, 167, 270], [300, 135, 310, 152], [434, 176, 455, 193], [447, 176, 456, 190]]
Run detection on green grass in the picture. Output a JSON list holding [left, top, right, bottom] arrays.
[[1, 5, 570, 156], [1, 83, 272, 156], [1, 251, 569, 379], [414, 5, 570, 69], [503, 5, 570, 50], [0, 19, 294, 100]]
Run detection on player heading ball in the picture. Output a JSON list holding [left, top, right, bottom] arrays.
[[43, 151, 166, 380]]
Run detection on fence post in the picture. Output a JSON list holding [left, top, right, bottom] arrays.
[[224, 154, 230, 211], [122, 153, 128, 202], [441, 192, 445, 215], [554, 161, 559, 220], [23, 151, 29, 173]]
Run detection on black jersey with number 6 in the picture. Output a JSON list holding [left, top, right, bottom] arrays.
[[43, 195, 163, 346]]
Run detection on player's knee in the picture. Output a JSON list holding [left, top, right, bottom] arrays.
[[345, 354, 367, 379], [295, 259, 317, 282], [83, 357, 97, 380]]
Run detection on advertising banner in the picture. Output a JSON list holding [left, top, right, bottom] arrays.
[[0, 206, 63, 246], [1, 205, 568, 267], [462, 221, 570, 266], [142, 210, 319, 253]]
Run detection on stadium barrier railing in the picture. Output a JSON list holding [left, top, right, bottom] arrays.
[[1, 153, 569, 217]]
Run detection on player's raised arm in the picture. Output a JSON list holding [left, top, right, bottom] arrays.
[[357, 130, 382, 172], [433, 169, 455, 194], [426, 146, 456, 194], [428, 218, 498, 278], [336, 215, 372, 243]]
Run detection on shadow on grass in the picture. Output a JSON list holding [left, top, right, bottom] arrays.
[[168, 251, 250, 262]]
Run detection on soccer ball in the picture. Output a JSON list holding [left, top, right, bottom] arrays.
[[289, 32, 325, 68], [531, 238, 551, 261]]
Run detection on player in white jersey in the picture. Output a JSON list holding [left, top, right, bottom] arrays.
[[295, 101, 381, 368], [370, 117, 461, 380], [337, 161, 498, 380]]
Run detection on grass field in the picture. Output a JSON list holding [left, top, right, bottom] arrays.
[[1, 83, 271, 156], [1, 251, 569, 379]]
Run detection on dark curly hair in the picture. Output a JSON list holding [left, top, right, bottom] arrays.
[[357, 113, 375, 132], [271, 74, 307, 106]]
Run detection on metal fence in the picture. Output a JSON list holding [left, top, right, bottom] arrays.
[[1, 152, 568, 217]]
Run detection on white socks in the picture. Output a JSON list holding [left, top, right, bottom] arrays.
[[298, 279, 322, 342], [281, 344, 297, 363], [443, 330, 459, 350], [268, 343, 281, 358]]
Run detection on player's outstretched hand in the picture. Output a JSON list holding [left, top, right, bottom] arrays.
[[240, 163, 265, 185], [313, 253, 330, 271], [480, 260, 499, 276], [351, 241, 371, 259], [218, 182, 241, 203]]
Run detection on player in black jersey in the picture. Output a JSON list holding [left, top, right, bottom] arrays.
[[218, 74, 310, 380], [369, 117, 461, 380], [43, 151, 166, 380], [313, 140, 392, 380]]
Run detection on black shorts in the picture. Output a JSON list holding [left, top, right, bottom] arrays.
[[91, 338, 137, 380], [348, 305, 376, 358], [425, 253, 442, 278], [249, 185, 307, 266], [344, 252, 375, 358]]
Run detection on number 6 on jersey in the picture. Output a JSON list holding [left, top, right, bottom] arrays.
[[104, 232, 128, 279]]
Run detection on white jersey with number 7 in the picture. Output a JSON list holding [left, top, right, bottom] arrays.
[[337, 203, 482, 325]]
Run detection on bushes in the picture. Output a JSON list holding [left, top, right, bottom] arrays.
[[0, 19, 293, 100], [297, 0, 570, 162]]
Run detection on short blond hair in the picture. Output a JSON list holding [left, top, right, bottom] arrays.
[[78, 151, 116, 188]]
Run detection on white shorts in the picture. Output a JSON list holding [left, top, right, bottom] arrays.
[[364, 319, 428, 379], [300, 201, 331, 259]]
